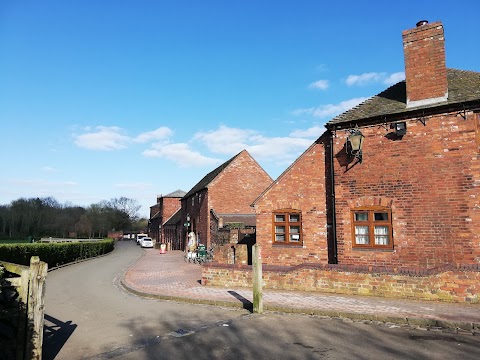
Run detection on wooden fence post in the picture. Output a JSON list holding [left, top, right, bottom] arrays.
[[252, 244, 263, 313], [25, 256, 48, 360]]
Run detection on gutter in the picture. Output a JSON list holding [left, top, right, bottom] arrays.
[[328, 130, 338, 264]]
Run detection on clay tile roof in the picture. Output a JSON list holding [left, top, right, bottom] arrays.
[[327, 69, 480, 128]]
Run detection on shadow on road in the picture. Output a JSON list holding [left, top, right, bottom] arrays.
[[228, 290, 253, 312], [43, 313, 77, 360]]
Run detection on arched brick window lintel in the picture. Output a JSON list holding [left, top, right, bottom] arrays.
[[347, 197, 394, 209]]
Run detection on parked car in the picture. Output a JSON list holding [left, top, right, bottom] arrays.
[[140, 237, 153, 248]]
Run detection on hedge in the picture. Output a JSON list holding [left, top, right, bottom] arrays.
[[0, 239, 115, 267]]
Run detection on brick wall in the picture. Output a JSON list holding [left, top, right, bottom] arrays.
[[182, 189, 209, 248], [334, 111, 480, 269], [161, 197, 181, 221], [253, 140, 330, 267], [212, 243, 249, 265], [209, 150, 273, 215], [202, 263, 480, 303], [159, 197, 181, 244]]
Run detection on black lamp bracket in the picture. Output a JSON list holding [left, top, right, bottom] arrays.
[[416, 112, 427, 126], [378, 121, 389, 131], [456, 106, 467, 120]]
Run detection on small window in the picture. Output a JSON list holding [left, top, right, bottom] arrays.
[[272, 210, 302, 245], [351, 207, 393, 249]]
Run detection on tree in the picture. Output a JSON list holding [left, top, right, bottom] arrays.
[[0, 196, 142, 239], [107, 197, 141, 222]]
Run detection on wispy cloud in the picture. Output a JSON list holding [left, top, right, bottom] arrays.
[[308, 80, 329, 90], [384, 72, 405, 85], [74, 126, 129, 150], [133, 127, 173, 143], [314, 64, 328, 72], [41, 166, 57, 173], [142, 142, 220, 167], [292, 97, 368, 119], [246, 136, 312, 164], [194, 126, 254, 155], [195, 125, 312, 165], [289, 126, 324, 138], [346, 71, 405, 86]]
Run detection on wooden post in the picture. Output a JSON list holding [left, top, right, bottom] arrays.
[[25, 256, 48, 360], [252, 244, 263, 313]]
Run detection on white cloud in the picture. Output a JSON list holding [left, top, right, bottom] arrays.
[[289, 126, 324, 138], [142, 142, 220, 167], [41, 166, 57, 173], [246, 136, 312, 164], [384, 72, 405, 85], [133, 127, 173, 143], [346, 72, 385, 86], [74, 126, 129, 150], [292, 97, 368, 119], [315, 64, 328, 72], [308, 80, 329, 90], [194, 125, 255, 155], [346, 71, 405, 86], [195, 125, 312, 165]]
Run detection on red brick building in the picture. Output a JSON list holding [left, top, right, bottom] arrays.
[[149, 190, 185, 249], [181, 150, 272, 250], [203, 21, 480, 302]]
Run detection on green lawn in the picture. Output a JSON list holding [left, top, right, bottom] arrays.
[[0, 239, 32, 244]]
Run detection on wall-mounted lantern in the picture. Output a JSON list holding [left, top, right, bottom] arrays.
[[347, 128, 365, 163], [390, 121, 407, 136]]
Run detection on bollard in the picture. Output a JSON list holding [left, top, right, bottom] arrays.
[[159, 243, 166, 254]]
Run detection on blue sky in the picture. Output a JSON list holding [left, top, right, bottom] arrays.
[[1, 1, 479, 217]]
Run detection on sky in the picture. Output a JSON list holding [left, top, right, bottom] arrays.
[[1, 0, 479, 218]]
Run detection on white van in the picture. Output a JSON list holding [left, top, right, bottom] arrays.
[[136, 233, 148, 245]]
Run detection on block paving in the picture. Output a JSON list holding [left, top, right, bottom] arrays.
[[122, 249, 480, 331]]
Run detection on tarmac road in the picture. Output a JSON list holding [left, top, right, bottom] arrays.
[[43, 241, 480, 360]]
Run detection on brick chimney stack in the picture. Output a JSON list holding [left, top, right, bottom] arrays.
[[402, 20, 448, 108]]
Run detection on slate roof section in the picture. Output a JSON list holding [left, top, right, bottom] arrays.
[[150, 211, 161, 220], [182, 151, 241, 199], [218, 214, 256, 227], [164, 189, 186, 198], [327, 69, 480, 129]]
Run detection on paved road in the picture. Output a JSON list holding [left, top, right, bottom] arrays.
[[43, 241, 480, 360], [43, 241, 247, 359], [123, 247, 480, 328]]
